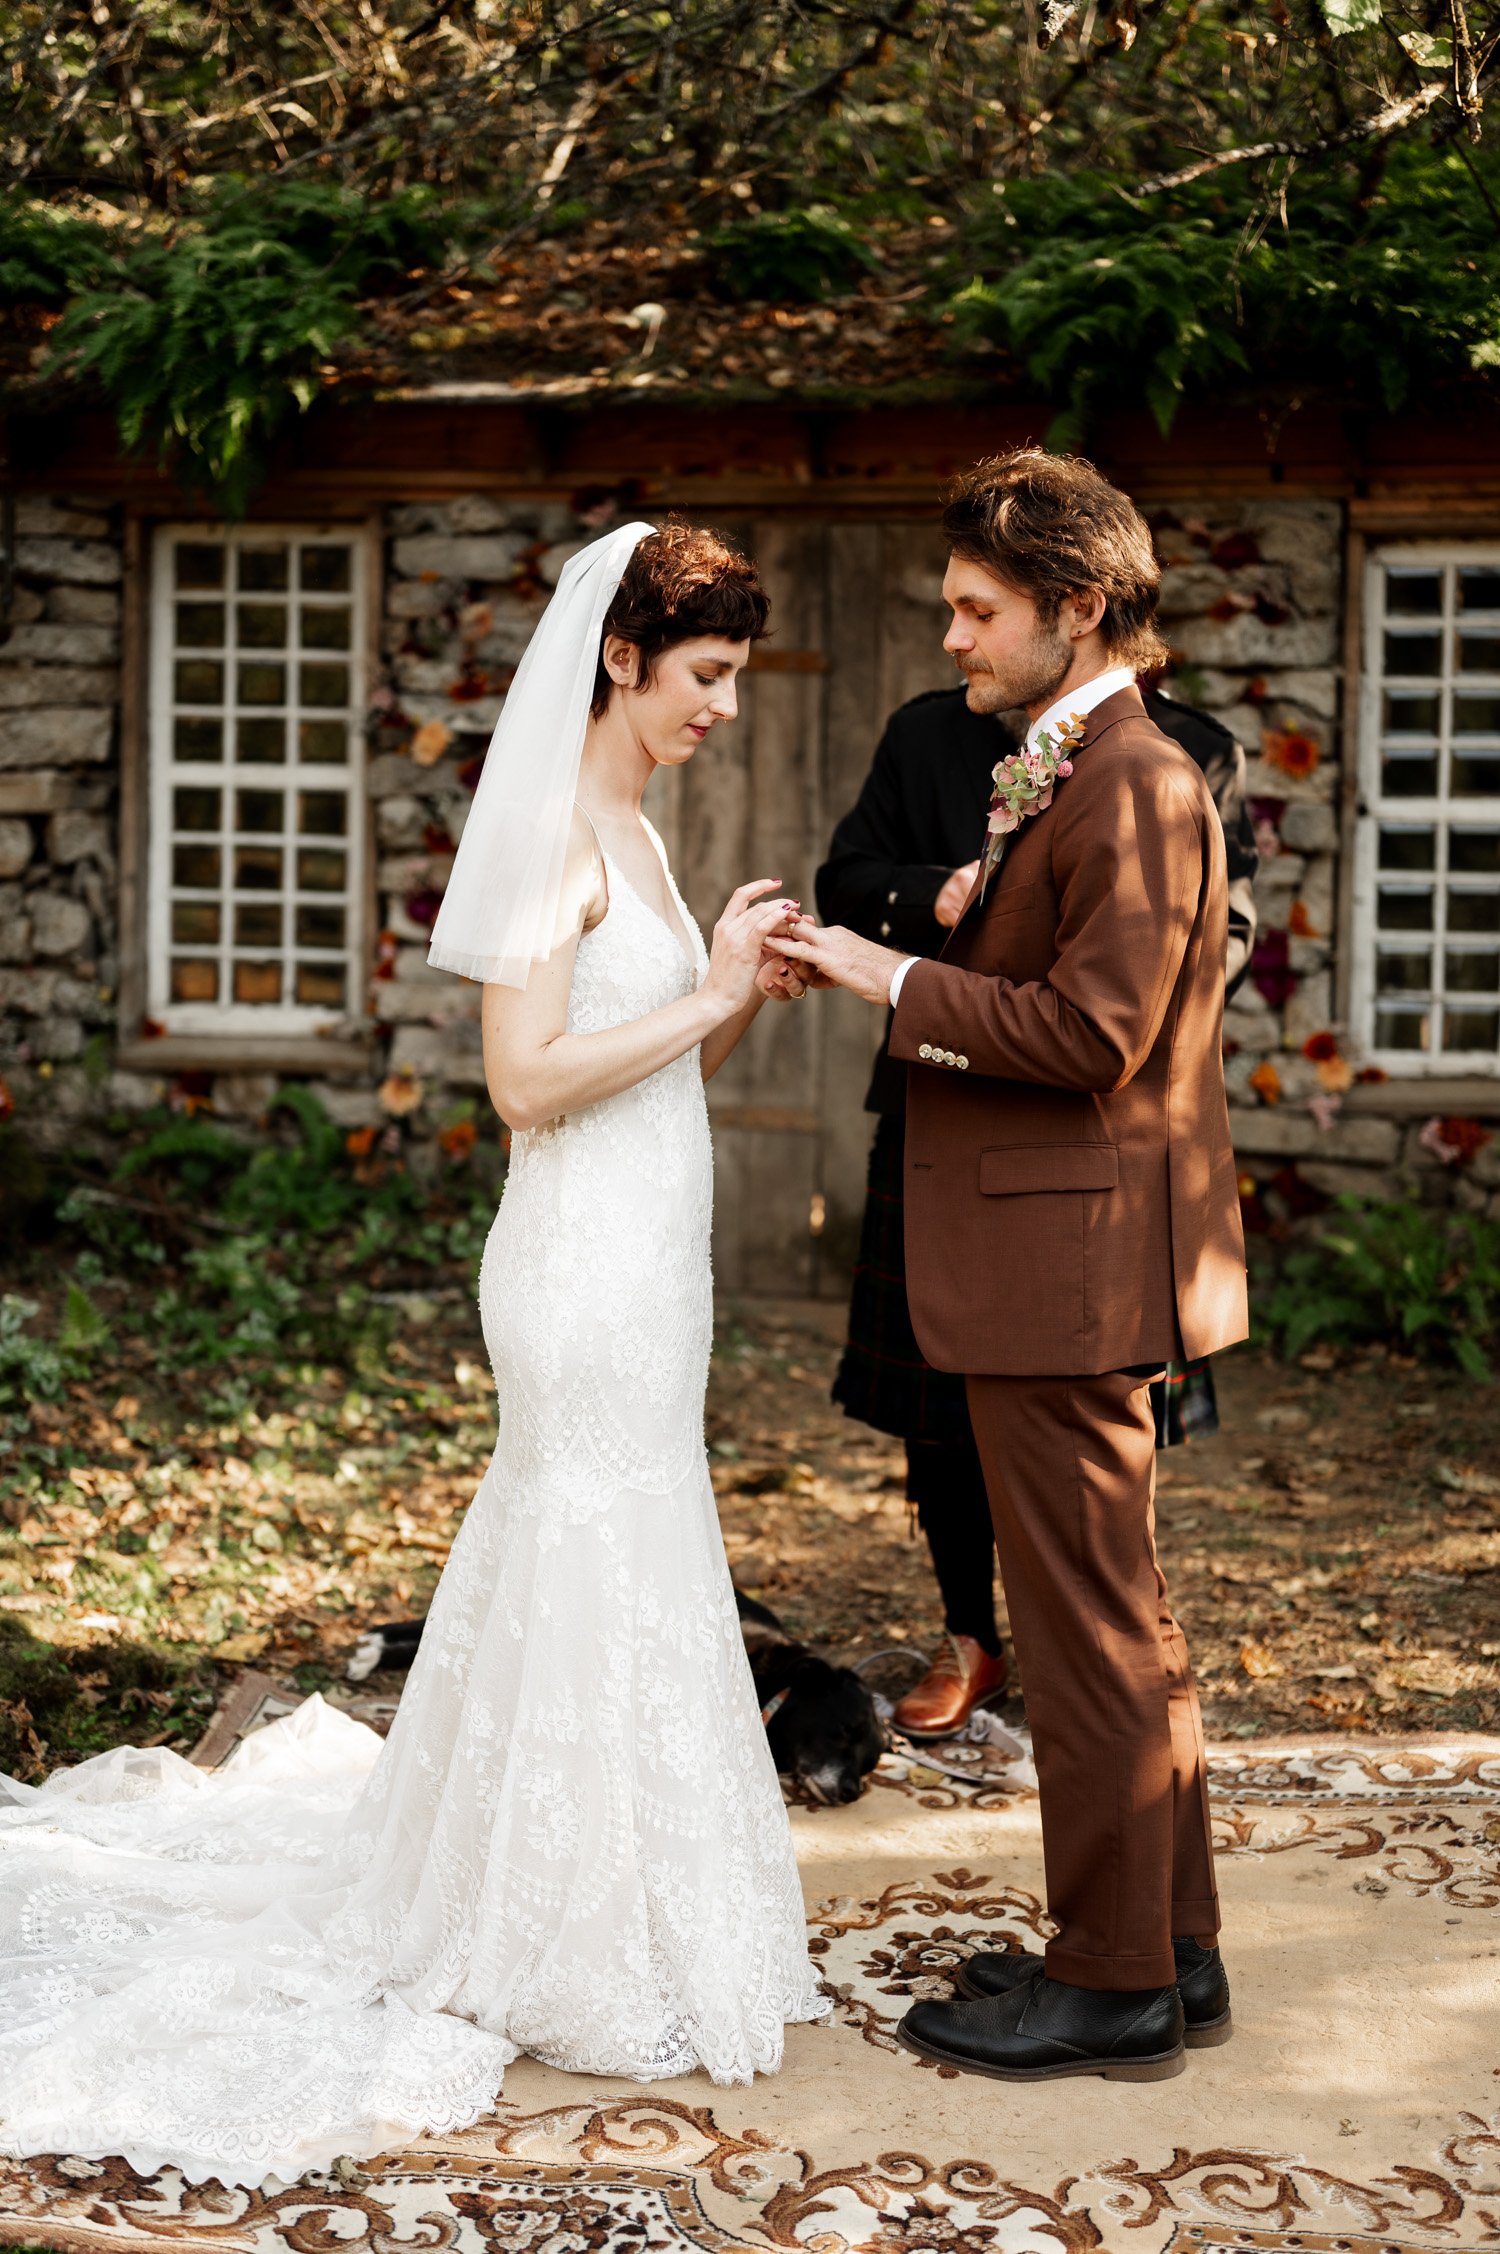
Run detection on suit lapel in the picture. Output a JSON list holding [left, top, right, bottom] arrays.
[[943, 683, 1146, 950]]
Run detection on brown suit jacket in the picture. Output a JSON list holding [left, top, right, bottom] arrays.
[[889, 685, 1249, 1378]]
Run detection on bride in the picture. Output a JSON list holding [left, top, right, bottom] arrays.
[[0, 520, 828, 2189]]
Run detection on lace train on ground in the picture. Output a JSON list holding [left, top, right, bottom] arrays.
[[0, 842, 828, 2187]]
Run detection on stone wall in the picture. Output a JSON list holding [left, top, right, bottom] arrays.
[[3, 485, 1497, 1226], [1152, 497, 1500, 1223], [0, 499, 123, 1140]]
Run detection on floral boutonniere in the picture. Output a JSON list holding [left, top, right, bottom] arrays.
[[981, 712, 1088, 893]]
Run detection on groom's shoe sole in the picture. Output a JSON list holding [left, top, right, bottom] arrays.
[[952, 1961, 1233, 2048], [895, 2020, 1186, 2082]]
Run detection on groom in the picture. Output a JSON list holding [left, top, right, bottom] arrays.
[[772, 449, 1248, 2082]]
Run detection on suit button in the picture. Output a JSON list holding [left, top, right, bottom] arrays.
[[887, 889, 898, 904], [944, 1049, 956, 1065], [880, 920, 891, 937], [918, 1043, 933, 1060], [957, 1055, 969, 1070]]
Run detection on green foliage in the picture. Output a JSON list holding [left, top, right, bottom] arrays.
[[0, 1615, 213, 1780], [44, 180, 449, 513], [0, 189, 115, 305], [947, 143, 1500, 444], [0, 1295, 67, 1411], [707, 205, 881, 302], [1260, 1198, 1500, 1380]]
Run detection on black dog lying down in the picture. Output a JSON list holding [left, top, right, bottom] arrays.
[[348, 1589, 884, 1806]]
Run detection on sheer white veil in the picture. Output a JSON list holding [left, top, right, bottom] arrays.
[[426, 520, 655, 986]]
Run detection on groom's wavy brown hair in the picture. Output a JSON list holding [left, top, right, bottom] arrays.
[[591, 518, 770, 717], [942, 449, 1168, 673]]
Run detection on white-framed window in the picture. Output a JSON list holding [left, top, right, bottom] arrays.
[[1350, 543, 1500, 1075], [146, 524, 369, 1037]]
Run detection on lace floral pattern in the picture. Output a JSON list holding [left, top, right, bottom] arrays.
[[0, 839, 828, 2189]]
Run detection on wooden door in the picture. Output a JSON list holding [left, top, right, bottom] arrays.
[[650, 517, 955, 1296]]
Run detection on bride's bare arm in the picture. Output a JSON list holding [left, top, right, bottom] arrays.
[[483, 821, 795, 1131]]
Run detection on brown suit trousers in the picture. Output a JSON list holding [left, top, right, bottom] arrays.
[[889, 686, 1246, 1988]]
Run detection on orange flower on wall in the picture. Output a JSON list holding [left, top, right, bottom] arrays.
[[1248, 1059, 1282, 1105], [438, 1118, 478, 1162], [1263, 728, 1322, 779], [1288, 899, 1320, 939], [1301, 1031, 1352, 1092]]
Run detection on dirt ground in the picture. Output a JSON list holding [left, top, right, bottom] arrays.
[[708, 1299, 1500, 1738], [4, 1295, 1498, 1750]]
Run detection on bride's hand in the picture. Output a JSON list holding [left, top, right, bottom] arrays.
[[756, 955, 808, 1001], [704, 881, 802, 1014]]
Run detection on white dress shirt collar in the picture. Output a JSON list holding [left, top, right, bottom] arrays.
[[1026, 663, 1137, 756]]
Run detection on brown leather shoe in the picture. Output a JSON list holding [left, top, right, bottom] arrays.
[[892, 1633, 1008, 1740]]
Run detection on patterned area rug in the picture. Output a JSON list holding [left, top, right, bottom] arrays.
[[3, 1708, 1497, 2254]]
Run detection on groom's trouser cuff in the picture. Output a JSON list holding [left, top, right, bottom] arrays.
[[964, 1365, 1221, 1993]]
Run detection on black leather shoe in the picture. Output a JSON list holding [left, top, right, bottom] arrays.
[[897, 1971, 1185, 2081], [955, 1937, 1232, 2048]]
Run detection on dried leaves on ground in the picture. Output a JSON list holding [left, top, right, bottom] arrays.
[[2, 1297, 1497, 1775]]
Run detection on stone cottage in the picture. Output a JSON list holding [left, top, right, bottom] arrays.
[[5, 384, 1500, 1290]]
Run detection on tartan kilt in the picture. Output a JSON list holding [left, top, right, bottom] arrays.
[[833, 1113, 1218, 1453]]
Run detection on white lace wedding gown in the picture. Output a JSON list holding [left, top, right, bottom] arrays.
[[0, 841, 827, 2188]]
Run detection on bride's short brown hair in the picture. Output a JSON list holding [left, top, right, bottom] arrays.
[[591, 519, 770, 718], [942, 449, 1168, 674]]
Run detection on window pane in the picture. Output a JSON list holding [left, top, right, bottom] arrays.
[[300, 663, 350, 709], [298, 790, 346, 836], [173, 786, 221, 831], [235, 789, 284, 834], [1376, 948, 1431, 993], [1376, 887, 1432, 931], [233, 960, 283, 1005], [1381, 751, 1438, 797], [237, 603, 288, 649], [1384, 630, 1443, 675], [301, 606, 351, 650], [1446, 949, 1500, 993], [175, 544, 225, 590], [238, 546, 289, 592], [1382, 692, 1439, 734], [1458, 568, 1500, 612], [300, 546, 351, 593], [170, 958, 219, 1002], [1443, 1006, 1500, 1049], [235, 902, 282, 946], [295, 904, 345, 948], [1450, 830, 1500, 873], [295, 961, 347, 1006], [173, 843, 220, 888], [1458, 634, 1500, 675], [1451, 752, 1500, 796], [1384, 568, 1443, 616], [1453, 693, 1500, 734], [299, 720, 349, 762], [1448, 890, 1500, 932], [297, 848, 345, 891], [175, 659, 224, 704], [171, 901, 221, 944], [1378, 825, 1436, 870], [238, 662, 286, 707], [1374, 1005, 1430, 1050], [174, 716, 223, 761], [237, 718, 286, 764], [234, 845, 282, 890], [175, 602, 225, 648]]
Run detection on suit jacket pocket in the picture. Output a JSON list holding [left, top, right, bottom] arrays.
[[978, 1143, 1119, 1195]]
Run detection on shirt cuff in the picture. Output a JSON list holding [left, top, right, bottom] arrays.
[[888, 956, 919, 1009]]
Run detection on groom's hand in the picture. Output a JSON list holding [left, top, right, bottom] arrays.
[[767, 917, 906, 1006]]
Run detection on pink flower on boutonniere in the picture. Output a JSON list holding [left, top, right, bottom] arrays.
[[982, 711, 1087, 885]]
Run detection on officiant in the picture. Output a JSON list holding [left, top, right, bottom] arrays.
[[818, 678, 1257, 1739]]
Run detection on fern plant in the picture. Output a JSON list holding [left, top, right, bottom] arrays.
[[1260, 1198, 1500, 1380], [947, 141, 1500, 446], [42, 180, 448, 514]]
